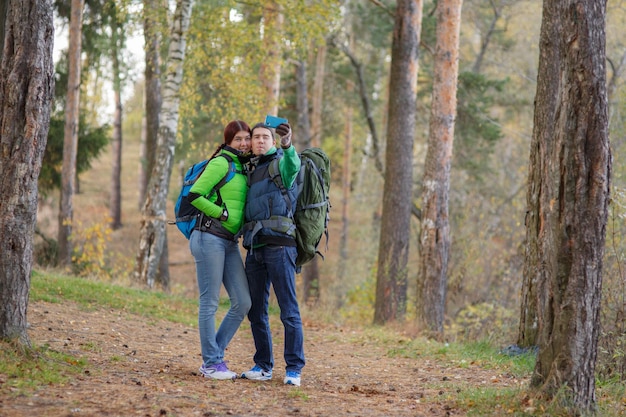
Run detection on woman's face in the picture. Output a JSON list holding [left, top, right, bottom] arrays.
[[230, 130, 251, 153], [251, 127, 274, 156]]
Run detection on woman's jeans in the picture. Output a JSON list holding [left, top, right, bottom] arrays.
[[190, 230, 251, 366], [245, 245, 305, 373]]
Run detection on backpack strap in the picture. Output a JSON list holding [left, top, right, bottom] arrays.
[[268, 158, 294, 218], [208, 153, 239, 207]]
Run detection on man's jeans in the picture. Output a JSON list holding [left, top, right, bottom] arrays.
[[190, 230, 251, 366], [245, 245, 305, 373]]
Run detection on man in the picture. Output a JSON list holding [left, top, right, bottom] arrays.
[[240, 122, 305, 386]]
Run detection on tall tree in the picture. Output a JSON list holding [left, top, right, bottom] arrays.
[[139, 0, 164, 206], [259, 1, 283, 115], [373, 0, 422, 324], [522, 0, 609, 410], [310, 42, 326, 148], [336, 78, 354, 284], [109, 0, 126, 229], [417, 0, 463, 337], [134, 0, 193, 288], [58, 0, 84, 265], [294, 57, 319, 305], [0, 0, 55, 344]]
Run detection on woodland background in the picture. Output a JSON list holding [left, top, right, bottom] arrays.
[[34, 0, 626, 381]]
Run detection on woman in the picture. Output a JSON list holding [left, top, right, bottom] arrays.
[[187, 120, 252, 380]]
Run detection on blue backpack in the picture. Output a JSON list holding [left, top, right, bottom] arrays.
[[173, 154, 236, 239]]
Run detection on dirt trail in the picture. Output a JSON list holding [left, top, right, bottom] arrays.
[[0, 300, 525, 417]]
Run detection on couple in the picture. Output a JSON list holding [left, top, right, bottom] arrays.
[[186, 119, 304, 386]]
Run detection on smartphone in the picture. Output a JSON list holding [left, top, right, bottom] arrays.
[[264, 115, 288, 128]]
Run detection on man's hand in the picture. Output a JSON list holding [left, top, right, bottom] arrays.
[[276, 123, 292, 149]]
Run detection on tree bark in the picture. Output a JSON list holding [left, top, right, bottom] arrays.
[[294, 57, 319, 305], [110, 9, 123, 230], [260, 1, 283, 115], [135, 0, 193, 289], [58, 0, 84, 266], [141, 0, 163, 206], [417, 0, 463, 338], [336, 78, 353, 287], [523, 0, 609, 411], [373, 0, 422, 325], [0, 0, 7, 61], [311, 42, 326, 148], [295, 59, 311, 149], [0, 0, 55, 344]]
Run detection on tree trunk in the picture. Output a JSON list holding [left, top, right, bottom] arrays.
[[295, 59, 311, 149], [294, 58, 319, 305], [0, 1, 7, 61], [417, 0, 462, 338], [336, 79, 353, 287], [139, 116, 148, 210], [373, 0, 422, 325], [141, 0, 163, 206], [58, 0, 84, 266], [260, 1, 283, 115], [110, 11, 123, 230], [311, 42, 326, 148], [135, 0, 193, 289], [471, 1, 500, 74], [523, 0, 609, 411], [0, 0, 55, 344]]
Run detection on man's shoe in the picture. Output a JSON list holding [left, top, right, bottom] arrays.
[[284, 371, 301, 386], [199, 362, 237, 380], [240, 365, 272, 381]]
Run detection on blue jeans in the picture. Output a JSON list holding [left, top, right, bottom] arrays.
[[245, 245, 305, 373], [190, 230, 251, 366]]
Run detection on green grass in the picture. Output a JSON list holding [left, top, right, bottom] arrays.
[[30, 269, 200, 326], [5, 270, 626, 416], [0, 339, 88, 393]]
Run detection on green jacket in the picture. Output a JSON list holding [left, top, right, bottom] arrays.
[[189, 149, 247, 235]]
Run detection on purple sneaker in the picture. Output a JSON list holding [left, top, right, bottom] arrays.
[[199, 362, 237, 380]]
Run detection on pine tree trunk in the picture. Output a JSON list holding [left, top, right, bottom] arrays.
[[336, 78, 354, 287], [58, 0, 84, 265], [135, 0, 193, 288], [311, 42, 326, 148], [260, 1, 283, 115], [524, 0, 609, 410], [0, 0, 55, 344], [294, 58, 320, 305], [417, 0, 462, 338], [110, 13, 123, 230], [373, 0, 422, 324]]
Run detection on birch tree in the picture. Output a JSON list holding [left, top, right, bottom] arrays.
[[135, 0, 193, 288], [417, 0, 463, 337], [0, 0, 55, 344]]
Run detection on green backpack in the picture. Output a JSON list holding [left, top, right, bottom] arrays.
[[269, 148, 331, 267]]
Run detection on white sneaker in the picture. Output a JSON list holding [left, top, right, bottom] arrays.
[[199, 362, 237, 380], [240, 365, 272, 381], [284, 371, 301, 386]]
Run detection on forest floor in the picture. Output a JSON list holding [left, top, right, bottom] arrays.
[[2, 129, 530, 417], [1, 298, 527, 417]]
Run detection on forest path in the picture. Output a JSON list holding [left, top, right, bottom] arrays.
[[0, 300, 524, 417]]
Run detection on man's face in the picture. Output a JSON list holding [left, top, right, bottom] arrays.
[[251, 127, 274, 156]]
